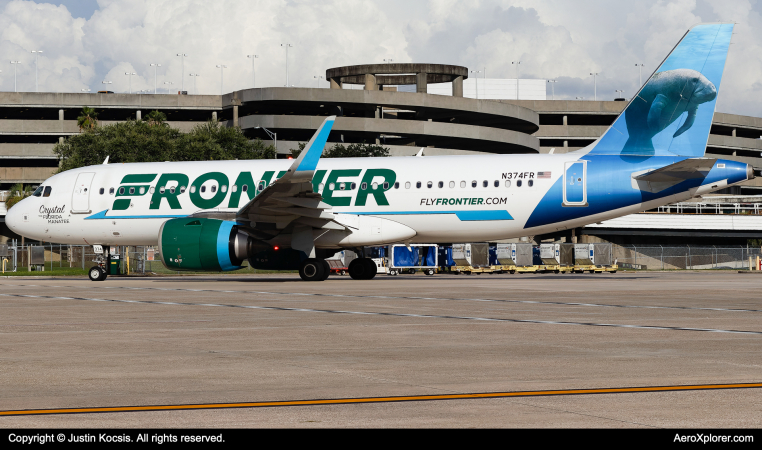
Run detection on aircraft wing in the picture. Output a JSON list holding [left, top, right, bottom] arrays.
[[235, 116, 346, 255]]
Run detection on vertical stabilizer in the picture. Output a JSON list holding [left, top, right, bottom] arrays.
[[587, 23, 733, 157]]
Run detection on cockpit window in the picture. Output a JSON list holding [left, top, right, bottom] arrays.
[[32, 186, 43, 197], [43, 186, 52, 197]]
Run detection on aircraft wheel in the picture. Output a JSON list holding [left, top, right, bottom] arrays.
[[299, 258, 326, 281], [89, 266, 105, 282], [320, 260, 331, 281], [349, 258, 375, 280]]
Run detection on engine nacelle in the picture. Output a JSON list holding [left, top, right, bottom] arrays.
[[159, 218, 259, 272]]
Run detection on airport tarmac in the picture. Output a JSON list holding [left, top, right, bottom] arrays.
[[0, 271, 761, 428]]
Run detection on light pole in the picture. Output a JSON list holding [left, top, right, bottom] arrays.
[[547, 80, 557, 100], [101, 80, 112, 92], [125, 72, 136, 94], [163, 81, 174, 94], [189, 73, 199, 95], [281, 43, 293, 86], [81, 88, 91, 92], [512, 61, 521, 99], [635, 63, 644, 87], [247, 54, 258, 88], [10, 61, 20, 92], [383, 58, 393, 64], [576, 96, 585, 100], [150, 63, 161, 94], [590, 72, 599, 101], [470, 70, 481, 99], [31, 50, 42, 92], [255, 126, 277, 158], [216, 65, 227, 95], [176, 53, 187, 92], [313, 75, 323, 87], [615, 89, 624, 100]]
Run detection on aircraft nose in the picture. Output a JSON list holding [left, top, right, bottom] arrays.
[[5, 201, 24, 235]]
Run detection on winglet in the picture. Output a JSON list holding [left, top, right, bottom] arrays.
[[283, 116, 335, 182]]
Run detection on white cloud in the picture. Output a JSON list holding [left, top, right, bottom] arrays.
[[0, 0, 758, 116]]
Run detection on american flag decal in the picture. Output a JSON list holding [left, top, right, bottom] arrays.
[[537, 171, 551, 178]]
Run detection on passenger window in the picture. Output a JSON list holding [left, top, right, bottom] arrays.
[[169, 186, 176, 194], [329, 183, 335, 190], [139, 187, 145, 194], [505, 180, 511, 188], [180, 186, 186, 193], [438, 181, 443, 188], [211, 185, 216, 193], [517, 180, 522, 187], [351, 182, 357, 190], [528, 179, 533, 187], [394, 182, 399, 189], [232, 185, 238, 193], [405, 182, 411, 189], [361, 182, 367, 190], [318, 183, 324, 191], [449, 181, 455, 188], [110, 187, 115, 195], [222, 185, 227, 193], [201, 186, 206, 193], [258, 181, 265, 191], [494, 180, 499, 187], [460, 181, 466, 188], [372, 182, 379, 190], [119, 187, 125, 195], [427, 181, 433, 188], [189, 186, 196, 193], [129, 187, 135, 194], [416, 182, 422, 189], [242, 185, 248, 192], [43, 186, 52, 197], [471, 180, 477, 188], [99, 188, 105, 195], [159, 187, 165, 194], [383, 182, 389, 189], [32, 186, 43, 197], [339, 183, 345, 191], [482, 180, 488, 188]]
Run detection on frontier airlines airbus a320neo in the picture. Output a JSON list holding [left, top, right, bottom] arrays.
[[6, 23, 756, 281]]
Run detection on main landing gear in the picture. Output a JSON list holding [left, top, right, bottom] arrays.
[[348, 258, 377, 280], [88, 265, 108, 282], [299, 258, 331, 282]]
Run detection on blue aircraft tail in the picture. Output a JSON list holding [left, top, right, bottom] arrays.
[[586, 23, 733, 157]]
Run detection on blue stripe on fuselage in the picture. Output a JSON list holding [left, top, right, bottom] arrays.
[[524, 155, 748, 229]]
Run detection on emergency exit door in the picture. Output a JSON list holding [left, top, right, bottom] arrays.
[[71, 172, 95, 213], [563, 161, 588, 207]]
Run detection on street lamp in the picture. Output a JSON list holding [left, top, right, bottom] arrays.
[[163, 81, 174, 94], [31, 50, 42, 92], [512, 61, 521, 99], [176, 53, 187, 92], [150, 63, 161, 94], [247, 54, 258, 88], [635, 63, 644, 87], [124, 72, 136, 94], [254, 126, 277, 158], [314, 75, 323, 87], [10, 61, 21, 92], [81, 88, 91, 92], [216, 65, 227, 94], [383, 58, 393, 64], [547, 79, 557, 100], [470, 70, 481, 99], [590, 72, 599, 101], [101, 81, 112, 92], [189, 73, 199, 95], [576, 96, 585, 100], [615, 89, 624, 100], [281, 43, 293, 86]]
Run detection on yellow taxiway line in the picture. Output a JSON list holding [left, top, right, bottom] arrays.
[[2, 382, 761, 416]]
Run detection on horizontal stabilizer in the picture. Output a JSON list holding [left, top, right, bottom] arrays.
[[632, 158, 716, 193]]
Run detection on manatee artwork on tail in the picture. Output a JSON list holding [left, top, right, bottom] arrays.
[[622, 68, 717, 155]]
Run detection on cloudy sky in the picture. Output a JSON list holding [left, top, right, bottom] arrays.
[[0, 0, 759, 116]]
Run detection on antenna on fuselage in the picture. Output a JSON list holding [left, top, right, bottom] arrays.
[[415, 148, 424, 157], [102, 155, 110, 165]]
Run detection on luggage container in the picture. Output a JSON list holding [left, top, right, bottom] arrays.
[[491, 244, 516, 273], [325, 250, 356, 275], [511, 243, 538, 273], [452, 243, 493, 274], [571, 243, 617, 273], [538, 243, 562, 273], [387, 244, 438, 276]]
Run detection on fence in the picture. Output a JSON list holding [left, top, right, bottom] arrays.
[[615, 245, 762, 270]]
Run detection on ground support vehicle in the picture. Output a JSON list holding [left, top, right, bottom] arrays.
[[386, 244, 437, 276]]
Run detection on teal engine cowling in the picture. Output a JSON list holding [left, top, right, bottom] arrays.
[[159, 218, 262, 272]]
